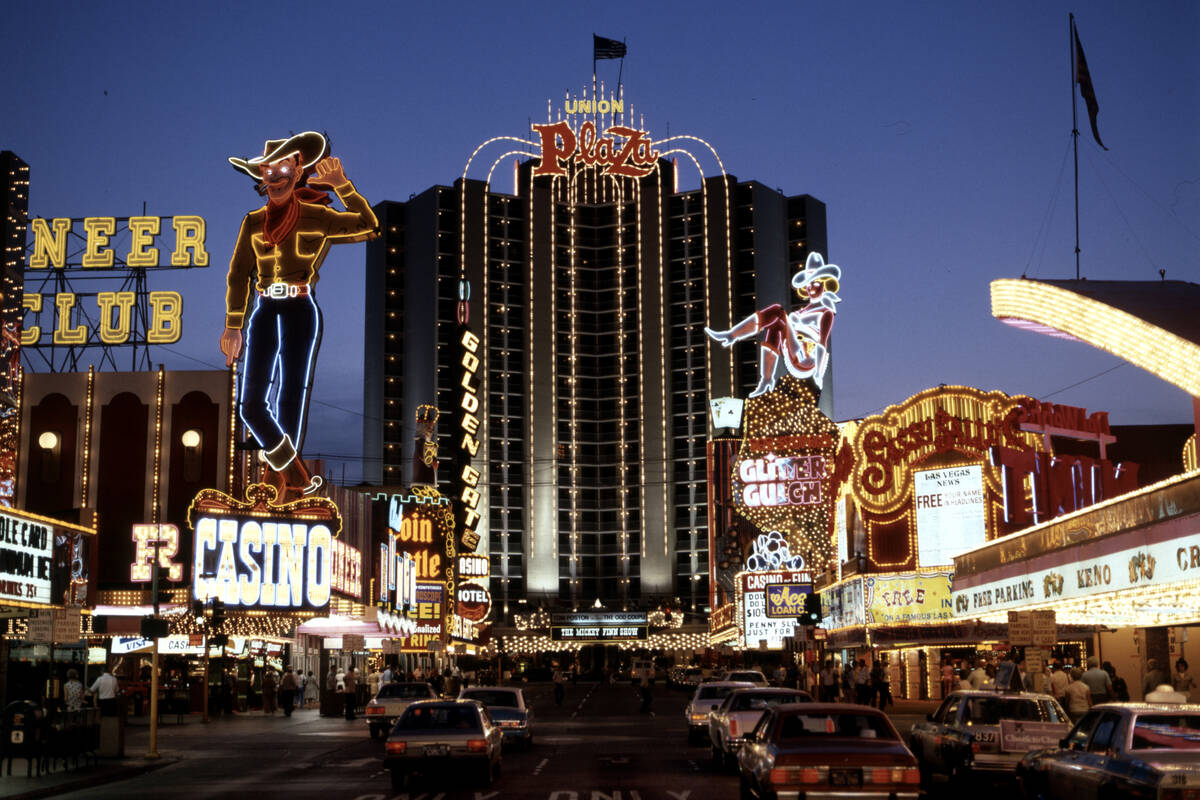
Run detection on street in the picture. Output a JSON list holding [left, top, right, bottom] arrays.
[[39, 683, 1018, 800]]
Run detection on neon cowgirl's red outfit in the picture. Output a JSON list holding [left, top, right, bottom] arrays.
[[224, 181, 378, 462], [756, 303, 819, 373]]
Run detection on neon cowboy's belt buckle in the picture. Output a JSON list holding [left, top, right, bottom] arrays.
[[263, 282, 308, 299]]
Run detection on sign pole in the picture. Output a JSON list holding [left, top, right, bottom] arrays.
[[147, 539, 161, 759], [202, 639, 210, 723]]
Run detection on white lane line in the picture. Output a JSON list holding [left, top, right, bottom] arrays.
[[532, 757, 550, 776]]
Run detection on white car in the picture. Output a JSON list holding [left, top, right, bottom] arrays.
[[684, 681, 754, 744], [719, 669, 769, 687], [708, 687, 812, 769]]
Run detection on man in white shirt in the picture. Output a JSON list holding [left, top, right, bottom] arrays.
[[1049, 663, 1070, 699], [87, 666, 120, 716], [967, 662, 990, 690]]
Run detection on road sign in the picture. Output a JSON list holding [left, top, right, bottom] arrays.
[[1030, 609, 1057, 646], [26, 610, 53, 644], [1008, 610, 1033, 645], [342, 634, 365, 651]]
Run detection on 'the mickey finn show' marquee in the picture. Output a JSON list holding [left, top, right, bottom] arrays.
[[188, 484, 342, 611]]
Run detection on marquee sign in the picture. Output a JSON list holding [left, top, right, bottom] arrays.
[[0, 511, 53, 605], [130, 523, 183, 583], [531, 120, 660, 179], [188, 483, 342, 611], [765, 582, 813, 618]]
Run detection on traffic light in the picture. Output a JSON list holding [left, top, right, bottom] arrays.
[[192, 599, 205, 625], [153, 565, 172, 604], [211, 598, 226, 629], [801, 593, 822, 626]]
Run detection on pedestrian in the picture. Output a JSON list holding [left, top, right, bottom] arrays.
[[941, 660, 955, 699], [957, 668, 972, 691], [223, 670, 237, 714], [221, 132, 379, 502], [343, 667, 358, 720], [381, 662, 393, 686], [853, 659, 871, 704], [305, 671, 318, 708], [1103, 661, 1130, 702], [1064, 668, 1091, 721], [1049, 662, 1069, 700], [279, 668, 298, 717], [773, 663, 787, 687], [1081, 656, 1113, 705], [967, 660, 989, 690], [263, 668, 277, 715], [552, 665, 565, 706], [1173, 659, 1195, 701], [368, 665, 382, 698], [297, 669, 307, 707], [871, 660, 891, 710], [1144, 659, 1167, 698], [819, 660, 837, 702], [86, 663, 120, 717], [63, 669, 85, 712]]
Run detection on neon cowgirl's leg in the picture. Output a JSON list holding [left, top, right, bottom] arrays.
[[239, 298, 288, 454], [274, 295, 322, 453], [704, 313, 760, 347], [749, 347, 779, 397]]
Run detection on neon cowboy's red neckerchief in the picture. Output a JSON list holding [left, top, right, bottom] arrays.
[[263, 187, 333, 247]]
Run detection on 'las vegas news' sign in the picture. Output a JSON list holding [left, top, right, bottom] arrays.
[[188, 486, 342, 612]]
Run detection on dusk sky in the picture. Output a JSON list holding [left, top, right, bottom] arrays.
[[4, 1, 1197, 484]]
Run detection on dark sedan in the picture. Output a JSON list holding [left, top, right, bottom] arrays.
[[736, 702, 920, 800], [1017, 703, 1200, 800], [383, 699, 503, 792]]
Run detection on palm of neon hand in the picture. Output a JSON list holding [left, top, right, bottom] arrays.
[[308, 157, 346, 188]]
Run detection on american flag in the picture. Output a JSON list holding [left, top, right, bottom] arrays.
[[593, 34, 626, 60]]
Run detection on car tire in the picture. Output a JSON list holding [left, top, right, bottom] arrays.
[[389, 769, 406, 792]]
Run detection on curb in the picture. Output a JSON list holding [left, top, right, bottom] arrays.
[[0, 756, 178, 800]]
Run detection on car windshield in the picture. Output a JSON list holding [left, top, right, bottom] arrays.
[[698, 685, 741, 701], [460, 690, 519, 708], [1130, 714, 1200, 750], [777, 711, 896, 741], [377, 683, 434, 699], [965, 697, 1043, 725], [731, 692, 807, 711], [397, 705, 481, 731]]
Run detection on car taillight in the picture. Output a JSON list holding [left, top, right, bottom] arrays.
[[729, 719, 739, 737], [768, 767, 822, 785], [972, 740, 980, 753], [466, 739, 488, 753], [385, 741, 406, 755], [365, 706, 386, 715], [868, 767, 920, 784]]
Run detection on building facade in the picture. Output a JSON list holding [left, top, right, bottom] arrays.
[[363, 99, 828, 618]]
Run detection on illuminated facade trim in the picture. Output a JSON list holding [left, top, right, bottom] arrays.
[[991, 278, 1200, 397]]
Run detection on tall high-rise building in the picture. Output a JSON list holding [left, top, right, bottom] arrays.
[[363, 98, 828, 617], [1, 152, 30, 507]]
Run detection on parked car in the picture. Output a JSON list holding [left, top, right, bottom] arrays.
[[685, 681, 755, 744], [364, 681, 438, 739], [709, 687, 812, 769], [383, 699, 503, 792], [1016, 702, 1200, 800], [677, 667, 705, 689], [631, 659, 654, 686], [458, 686, 533, 750], [737, 702, 920, 799], [909, 689, 1069, 785], [721, 669, 769, 687]]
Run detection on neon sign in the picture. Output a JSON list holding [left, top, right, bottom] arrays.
[[457, 330, 482, 551], [130, 523, 182, 582], [329, 538, 361, 600], [745, 531, 807, 572], [188, 483, 343, 611], [531, 120, 660, 179], [737, 454, 826, 507]]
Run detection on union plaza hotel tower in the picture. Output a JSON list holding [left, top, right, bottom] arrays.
[[363, 93, 828, 617]]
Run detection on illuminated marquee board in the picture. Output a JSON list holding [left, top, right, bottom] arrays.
[[737, 569, 811, 649], [765, 582, 813, 619], [130, 523, 183, 583], [396, 582, 445, 652], [329, 538, 362, 601], [23, 215, 207, 368], [550, 611, 648, 642], [914, 466, 986, 567], [188, 484, 342, 611], [0, 511, 54, 605]]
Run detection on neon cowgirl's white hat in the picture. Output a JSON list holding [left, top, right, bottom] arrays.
[[791, 251, 841, 290], [228, 131, 328, 179]]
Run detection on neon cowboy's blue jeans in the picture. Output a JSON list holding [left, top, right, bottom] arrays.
[[239, 293, 322, 454]]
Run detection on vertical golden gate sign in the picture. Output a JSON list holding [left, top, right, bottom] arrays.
[[457, 329, 482, 552]]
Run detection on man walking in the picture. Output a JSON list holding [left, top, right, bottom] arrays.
[[343, 667, 358, 721]]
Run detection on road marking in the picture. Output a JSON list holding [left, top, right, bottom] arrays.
[[533, 757, 550, 775], [667, 792, 692, 800]]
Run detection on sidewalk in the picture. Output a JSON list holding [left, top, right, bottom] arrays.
[[0, 705, 334, 800]]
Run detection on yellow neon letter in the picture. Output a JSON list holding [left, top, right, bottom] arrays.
[[53, 293, 88, 345], [97, 291, 135, 343], [171, 216, 208, 266], [28, 218, 71, 269], [81, 217, 116, 268], [126, 216, 161, 267], [21, 294, 42, 345], [147, 291, 183, 343]]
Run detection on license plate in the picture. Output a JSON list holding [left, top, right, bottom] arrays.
[[10, 730, 23, 744], [975, 732, 997, 743], [830, 768, 861, 785], [423, 744, 449, 757]]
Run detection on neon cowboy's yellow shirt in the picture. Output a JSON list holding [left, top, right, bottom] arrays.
[[224, 180, 378, 330]]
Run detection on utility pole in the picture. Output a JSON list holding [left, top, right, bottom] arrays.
[[147, 539, 163, 759]]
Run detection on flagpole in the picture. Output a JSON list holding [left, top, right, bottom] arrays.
[[617, 38, 625, 94], [1070, 13, 1081, 280]]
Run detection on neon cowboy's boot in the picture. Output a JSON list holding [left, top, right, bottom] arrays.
[[264, 436, 324, 502]]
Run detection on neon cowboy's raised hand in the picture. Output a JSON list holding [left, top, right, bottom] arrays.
[[308, 157, 347, 188]]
